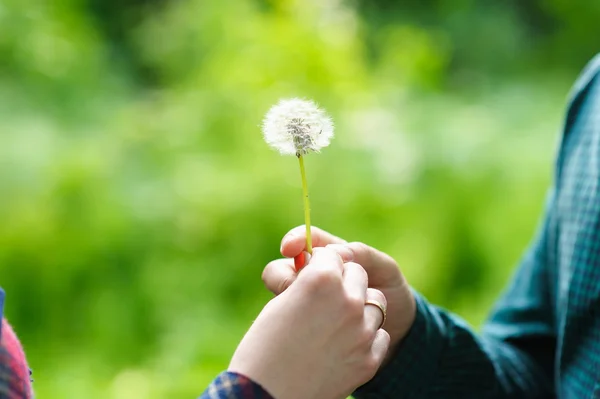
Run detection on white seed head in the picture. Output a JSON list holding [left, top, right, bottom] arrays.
[[262, 98, 334, 156]]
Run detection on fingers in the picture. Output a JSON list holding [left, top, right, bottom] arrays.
[[342, 262, 368, 303], [307, 247, 344, 273], [262, 259, 297, 295], [345, 242, 393, 274], [325, 244, 354, 263], [296, 247, 345, 288], [329, 242, 401, 287], [278, 226, 399, 282], [370, 329, 391, 373], [263, 243, 347, 296], [281, 225, 346, 258], [364, 288, 387, 332]]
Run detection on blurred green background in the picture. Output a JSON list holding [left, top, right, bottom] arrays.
[[0, 0, 598, 397]]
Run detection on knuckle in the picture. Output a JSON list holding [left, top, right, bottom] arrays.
[[277, 276, 293, 295], [347, 241, 369, 257], [357, 326, 375, 347], [302, 267, 341, 293], [344, 293, 365, 317], [348, 241, 379, 269], [367, 288, 387, 308], [346, 261, 368, 278], [345, 261, 369, 287], [363, 356, 380, 379]]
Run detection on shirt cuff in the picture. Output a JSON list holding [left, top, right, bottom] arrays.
[[199, 371, 275, 399], [354, 290, 445, 398]]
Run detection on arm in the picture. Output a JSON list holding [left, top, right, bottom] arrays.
[[353, 190, 557, 398]]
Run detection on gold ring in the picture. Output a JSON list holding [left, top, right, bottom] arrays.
[[365, 299, 387, 329]]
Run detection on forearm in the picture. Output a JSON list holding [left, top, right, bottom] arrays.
[[354, 291, 554, 399]]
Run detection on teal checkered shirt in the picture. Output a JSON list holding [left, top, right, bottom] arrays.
[[354, 54, 600, 398]]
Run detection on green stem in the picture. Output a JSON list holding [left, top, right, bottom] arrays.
[[298, 155, 312, 254]]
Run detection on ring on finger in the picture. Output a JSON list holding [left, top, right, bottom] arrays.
[[365, 299, 387, 329]]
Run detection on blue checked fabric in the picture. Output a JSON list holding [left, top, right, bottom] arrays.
[[354, 54, 600, 399], [199, 372, 274, 399]]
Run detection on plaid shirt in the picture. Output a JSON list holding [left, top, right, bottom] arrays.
[[199, 372, 273, 399], [0, 289, 33, 399], [354, 54, 600, 399]]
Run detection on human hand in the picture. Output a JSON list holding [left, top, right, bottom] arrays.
[[262, 226, 416, 363], [229, 247, 390, 399]]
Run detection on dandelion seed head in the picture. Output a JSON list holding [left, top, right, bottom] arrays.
[[262, 98, 334, 156]]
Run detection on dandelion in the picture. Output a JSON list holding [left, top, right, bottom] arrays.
[[262, 98, 334, 254]]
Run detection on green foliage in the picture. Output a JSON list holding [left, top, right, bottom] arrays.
[[0, 0, 594, 397]]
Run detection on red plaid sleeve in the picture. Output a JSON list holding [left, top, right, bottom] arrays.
[[0, 318, 33, 399], [198, 371, 274, 399]]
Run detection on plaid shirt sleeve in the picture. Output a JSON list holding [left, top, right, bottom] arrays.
[[0, 331, 32, 399], [198, 371, 274, 399], [0, 290, 33, 399]]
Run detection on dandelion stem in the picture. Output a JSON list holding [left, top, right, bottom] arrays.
[[298, 155, 313, 254]]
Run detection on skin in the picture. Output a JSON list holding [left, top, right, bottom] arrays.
[[262, 226, 417, 365], [229, 247, 391, 399]]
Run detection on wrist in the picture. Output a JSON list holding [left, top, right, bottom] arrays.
[[227, 364, 281, 398], [228, 357, 304, 399], [215, 370, 276, 399]]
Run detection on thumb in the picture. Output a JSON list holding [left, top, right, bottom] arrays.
[[280, 225, 346, 258], [262, 259, 298, 295], [342, 242, 405, 287]]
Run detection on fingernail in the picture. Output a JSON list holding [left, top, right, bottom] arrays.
[[326, 244, 354, 262]]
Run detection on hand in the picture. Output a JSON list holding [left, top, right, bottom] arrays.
[[229, 247, 390, 399], [263, 226, 416, 363]]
